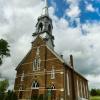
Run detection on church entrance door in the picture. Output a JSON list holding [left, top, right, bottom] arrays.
[[31, 89, 39, 100], [47, 89, 56, 100]]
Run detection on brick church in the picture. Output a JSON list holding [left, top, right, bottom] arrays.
[[14, 0, 89, 100]]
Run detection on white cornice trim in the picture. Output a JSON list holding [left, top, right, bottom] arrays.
[[16, 70, 64, 78], [14, 88, 64, 92], [20, 58, 62, 66], [46, 45, 64, 63]]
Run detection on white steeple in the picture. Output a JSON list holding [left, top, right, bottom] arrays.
[[33, 0, 54, 49], [43, 0, 49, 15]]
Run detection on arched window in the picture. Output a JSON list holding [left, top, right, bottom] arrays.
[[38, 23, 43, 32], [33, 57, 41, 71], [48, 24, 51, 32], [32, 81, 39, 89], [51, 84, 56, 100], [19, 85, 23, 99], [51, 84, 55, 89], [21, 71, 24, 82], [36, 47, 40, 56], [51, 66, 55, 79], [33, 47, 41, 71]]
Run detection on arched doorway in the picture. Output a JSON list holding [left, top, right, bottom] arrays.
[[19, 91, 23, 99], [51, 84, 56, 100], [18, 86, 23, 99], [31, 81, 39, 100], [47, 84, 56, 100]]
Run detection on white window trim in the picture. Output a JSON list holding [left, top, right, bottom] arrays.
[[21, 72, 24, 82], [19, 86, 22, 91], [33, 57, 41, 71], [38, 58, 41, 70], [32, 81, 39, 89], [83, 82, 86, 98], [36, 47, 40, 56], [51, 66, 55, 79], [33, 47, 41, 71], [86, 84, 88, 98], [81, 81, 83, 98], [67, 71, 70, 96], [77, 79, 79, 97]]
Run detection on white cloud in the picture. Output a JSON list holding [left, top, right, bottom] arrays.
[[67, 0, 80, 4], [86, 4, 95, 12], [65, 0, 81, 18], [87, 75, 100, 89], [66, 6, 80, 18], [13, 0, 41, 8], [0, 0, 43, 90], [0, 0, 100, 90], [53, 14, 100, 89]]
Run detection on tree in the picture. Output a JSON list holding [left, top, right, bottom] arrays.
[[0, 79, 9, 100], [90, 89, 100, 96], [5, 90, 18, 100], [90, 89, 97, 96], [0, 79, 9, 93], [0, 80, 17, 100], [0, 39, 10, 65]]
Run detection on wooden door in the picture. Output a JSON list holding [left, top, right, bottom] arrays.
[[51, 90, 56, 100], [31, 89, 39, 100]]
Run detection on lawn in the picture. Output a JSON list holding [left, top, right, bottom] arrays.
[[90, 96, 100, 100]]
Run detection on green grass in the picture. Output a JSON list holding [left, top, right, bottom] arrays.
[[90, 96, 100, 100]]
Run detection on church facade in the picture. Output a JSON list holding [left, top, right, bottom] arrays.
[[14, 0, 89, 100]]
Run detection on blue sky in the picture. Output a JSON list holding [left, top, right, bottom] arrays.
[[47, 0, 100, 89], [49, 0, 100, 24]]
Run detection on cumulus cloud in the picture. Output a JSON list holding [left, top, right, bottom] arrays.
[[86, 4, 95, 12], [67, 0, 80, 4], [0, 0, 100, 90], [13, 0, 41, 8], [54, 18, 100, 76], [66, 6, 80, 18], [52, 13, 100, 89], [65, 0, 81, 21], [87, 75, 100, 89], [0, 0, 43, 90]]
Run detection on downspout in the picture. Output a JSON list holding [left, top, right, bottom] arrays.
[[64, 63, 66, 100], [87, 81, 90, 100], [70, 55, 76, 100]]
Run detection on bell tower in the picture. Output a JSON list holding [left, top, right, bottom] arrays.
[[33, 0, 54, 49]]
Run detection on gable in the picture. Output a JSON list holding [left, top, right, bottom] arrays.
[[16, 36, 45, 71], [46, 45, 64, 63], [16, 35, 66, 71], [32, 36, 46, 47], [16, 35, 86, 76]]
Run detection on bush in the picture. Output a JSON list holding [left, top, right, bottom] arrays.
[[90, 89, 100, 96], [5, 90, 18, 100]]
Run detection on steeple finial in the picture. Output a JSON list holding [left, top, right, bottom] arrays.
[[43, 0, 49, 15]]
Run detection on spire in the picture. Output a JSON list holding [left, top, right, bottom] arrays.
[[43, 0, 49, 15], [33, 0, 54, 49]]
